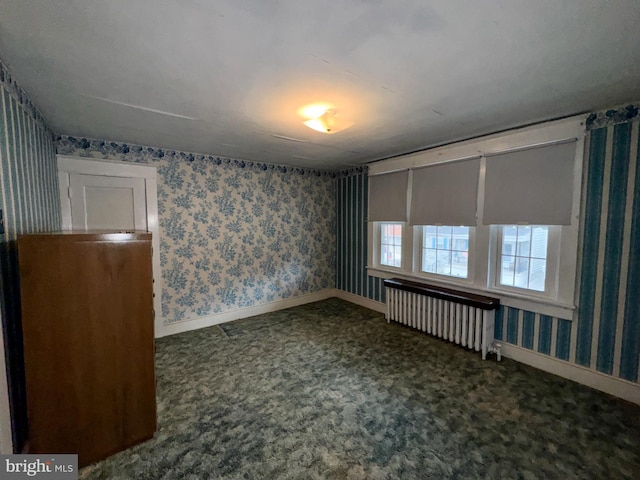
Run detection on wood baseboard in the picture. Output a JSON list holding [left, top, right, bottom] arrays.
[[501, 343, 640, 406], [157, 290, 336, 337]]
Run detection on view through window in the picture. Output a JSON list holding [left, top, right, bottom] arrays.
[[499, 225, 548, 291], [380, 223, 402, 268], [421, 226, 470, 278]]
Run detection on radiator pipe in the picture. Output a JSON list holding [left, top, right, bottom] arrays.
[[489, 342, 503, 361]]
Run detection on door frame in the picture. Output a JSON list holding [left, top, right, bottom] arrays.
[[57, 155, 163, 337]]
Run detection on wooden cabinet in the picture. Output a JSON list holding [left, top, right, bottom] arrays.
[[18, 231, 156, 467]]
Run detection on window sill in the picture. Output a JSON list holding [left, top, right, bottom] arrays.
[[367, 266, 575, 320]]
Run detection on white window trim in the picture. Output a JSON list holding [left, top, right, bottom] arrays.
[[367, 264, 576, 319], [371, 222, 412, 272], [367, 115, 586, 320], [489, 225, 560, 299]]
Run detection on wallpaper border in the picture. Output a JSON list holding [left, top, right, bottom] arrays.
[[0, 58, 52, 134], [586, 102, 640, 130], [334, 166, 368, 178], [57, 135, 341, 178]]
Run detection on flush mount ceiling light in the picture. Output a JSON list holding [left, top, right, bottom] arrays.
[[299, 103, 353, 134], [304, 109, 338, 133]]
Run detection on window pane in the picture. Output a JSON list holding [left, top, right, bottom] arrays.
[[436, 250, 451, 275], [422, 248, 437, 273], [424, 225, 437, 236], [421, 225, 470, 279], [437, 225, 453, 238], [381, 224, 390, 244], [514, 257, 530, 288], [502, 226, 516, 255], [451, 251, 468, 278], [393, 246, 402, 267], [423, 231, 437, 249], [531, 226, 549, 259], [529, 258, 546, 291], [503, 225, 517, 238], [442, 226, 453, 250], [517, 225, 531, 237], [380, 245, 389, 265], [391, 224, 402, 239], [517, 240, 531, 257], [500, 225, 548, 293], [516, 226, 531, 256], [380, 223, 402, 267], [500, 255, 515, 286], [453, 226, 469, 251]]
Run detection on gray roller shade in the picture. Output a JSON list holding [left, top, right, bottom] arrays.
[[410, 157, 480, 226], [368, 170, 408, 221], [483, 140, 577, 225]]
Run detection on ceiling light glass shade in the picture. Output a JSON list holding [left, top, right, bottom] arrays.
[[299, 103, 334, 119], [302, 109, 351, 134], [303, 110, 335, 133], [303, 118, 330, 133]]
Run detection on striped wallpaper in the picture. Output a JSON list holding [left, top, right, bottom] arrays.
[[336, 112, 640, 386], [494, 307, 573, 362], [336, 172, 386, 304], [576, 120, 639, 382], [0, 60, 61, 451]]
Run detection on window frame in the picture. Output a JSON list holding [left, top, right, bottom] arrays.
[[413, 225, 476, 283], [490, 225, 561, 300], [366, 115, 585, 320], [372, 222, 411, 272]]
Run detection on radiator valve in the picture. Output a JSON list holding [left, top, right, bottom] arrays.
[[489, 342, 502, 361]]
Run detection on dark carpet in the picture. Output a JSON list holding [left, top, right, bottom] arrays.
[[80, 298, 640, 479]]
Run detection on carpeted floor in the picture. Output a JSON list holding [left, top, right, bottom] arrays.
[[80, 298, 640, 479]]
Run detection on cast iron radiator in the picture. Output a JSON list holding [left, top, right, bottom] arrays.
[[383, 278, 500, 360]]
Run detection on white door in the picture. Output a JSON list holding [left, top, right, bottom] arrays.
[[57, 155, 163, 337], [69, 174, 147, 231]]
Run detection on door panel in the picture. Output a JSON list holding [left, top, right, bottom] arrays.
[[85, 187, 136, 230], [69, 174, 147, 230], [58, 156, 162, 339]]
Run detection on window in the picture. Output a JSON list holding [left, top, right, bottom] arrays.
[[498, 225, 548, 291], [421, 226, 470, 278], [367, 117, 583, 318], [380, 223, 402, 268]]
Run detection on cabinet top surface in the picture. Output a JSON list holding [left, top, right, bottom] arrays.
[[18, 230, 151, 242]]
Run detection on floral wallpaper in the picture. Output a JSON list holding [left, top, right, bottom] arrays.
[[586, 101, 639, 130], [57, 136, 336, 325]]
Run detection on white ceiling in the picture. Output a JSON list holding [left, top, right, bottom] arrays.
[[1, 1, 639, 170]]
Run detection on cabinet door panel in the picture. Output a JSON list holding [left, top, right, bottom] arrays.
[[18, 233, 155, 467]]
